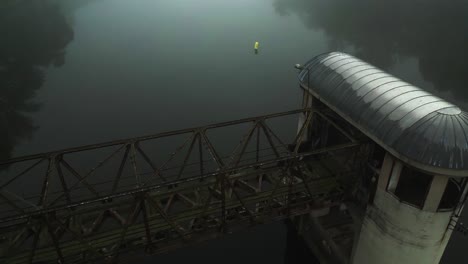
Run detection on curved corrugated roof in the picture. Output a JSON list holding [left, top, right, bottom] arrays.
[[299, 52, 468, 177]]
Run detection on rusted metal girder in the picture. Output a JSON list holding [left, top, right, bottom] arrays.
[[0, 108, 360, 263]]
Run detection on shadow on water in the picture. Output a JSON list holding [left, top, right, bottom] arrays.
[[0, 1, 74, 162], [284, 220, 319, 264], [273, 0, 468, 107]]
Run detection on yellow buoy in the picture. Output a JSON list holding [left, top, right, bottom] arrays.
[[254, 41, 259, 50]]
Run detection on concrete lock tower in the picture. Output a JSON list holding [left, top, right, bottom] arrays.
[[294, 52, 468, 264]]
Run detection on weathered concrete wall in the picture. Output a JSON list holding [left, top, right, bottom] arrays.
[[352, 189, 454, 264]]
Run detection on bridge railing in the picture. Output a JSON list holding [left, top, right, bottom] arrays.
[[0, 109, 311, 217]]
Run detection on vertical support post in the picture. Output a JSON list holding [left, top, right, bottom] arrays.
[[298, 100, 311, 137], [141, 196, 154, 253], [112, 144, 130, 193], [176, 133, 198, 180], [130, 143, 140, 187], [28, 224, 42, 264], [294, 110, 312, 153], [423, 175, 448, 212], [56, 155, 71, 204], [220, 172, 226, 232], [256, 126, 260, 163], [39, 157, 55, 207], [45, 216, 65, 263], [387, 161, 403, 193], [302, 89, 307, 108], [377, 153, 395, 191], [198, 133, 204, 177], [287, 163, 294, 217]]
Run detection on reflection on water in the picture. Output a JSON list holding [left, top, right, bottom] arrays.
[[1, 0, 467, 263], [48, 0, 101, 24], [0, 1, 73, 161], [273, 0, 468, 107]]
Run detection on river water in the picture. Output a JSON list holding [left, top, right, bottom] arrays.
[[1, 0, 467, 263]]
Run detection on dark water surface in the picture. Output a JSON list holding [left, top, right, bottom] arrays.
[[1, 0, 468, 263]]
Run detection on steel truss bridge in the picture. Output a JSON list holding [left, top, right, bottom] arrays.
[[0, 108, 363, 263]]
